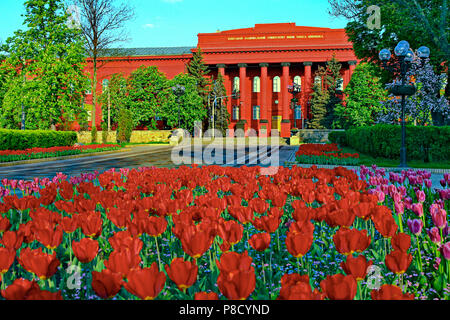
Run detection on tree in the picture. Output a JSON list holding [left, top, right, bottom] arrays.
[[99, 72, 128, 128], [1, 0, 88, 130], [378, 56, 449, 125], [71, 0, 134, 131], [126, 66, 170, 129], [333, 62, 388, 128], [165, 73, 206, 133], [185, 47, 211, 130], [323, 55, 343, 128], [330, 0, 449, 100], [309, 66, 329, 129], [208, 73, 231, 136]]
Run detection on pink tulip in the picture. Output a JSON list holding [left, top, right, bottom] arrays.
[[441, 242, 450, 261], [394, 201, 404, 215], [431, 209, 447, 229], [415, 190, 426, 203], [424, 179, 432, 189], [428, 227, 442, 244], [411, 203, 423, 217], [407, 219, 423, 236]]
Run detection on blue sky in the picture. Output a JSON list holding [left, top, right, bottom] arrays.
[[1, 0, 349, 48]]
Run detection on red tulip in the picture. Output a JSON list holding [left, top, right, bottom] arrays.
[[385, 250, 413, 275], [124, 263, 166, 300], [0, 247, 16, 277], [180, 225, 214, 260], [18, 247, 60, 280], [194, 292, 219, 300], [104, 248, 141, 279], [390, 233, 411, 252], [0, 230, 24, 251], [248, 233, 271, 252], [79, 212, 103, 238], [34, 225, 63, 250], [371, 284, 415, 300], [285, 231, 314, 258], [1, 279, 40, 300], [108, 230, 143, 256], [333, 228, 371, 255], [91, 269, 123, 299], [72, 238, 99, 263], [320, 273, 357, 300], [61, 216, 78, 234], [145, 216, 168, 237], [164, 258, 198, 292], [26, 289, 63, 300], [340, 255, 373, 281], [278, 273, 324, 300], [218, 220, 243, 246]]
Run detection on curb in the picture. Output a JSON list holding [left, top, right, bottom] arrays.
[[283, 161, 449, 174], [0, 148, 133, 167]]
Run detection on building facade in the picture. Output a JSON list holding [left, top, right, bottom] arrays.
[[86, 23, 358, 137]]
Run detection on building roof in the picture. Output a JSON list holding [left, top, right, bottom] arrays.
[[98, 47, 194, 57]]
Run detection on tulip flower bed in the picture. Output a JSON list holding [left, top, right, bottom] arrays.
[[0, 165, 448, 300], [0, 145, 122, 163], [296, 144, 360, 166]]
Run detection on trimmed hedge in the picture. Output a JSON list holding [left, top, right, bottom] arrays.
[[328, 131, 347, 146], [329, 124, 450, 161], [0, 129, 77, 151]]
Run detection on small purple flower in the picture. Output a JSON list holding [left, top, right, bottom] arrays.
[[407, 219, 423, 236]]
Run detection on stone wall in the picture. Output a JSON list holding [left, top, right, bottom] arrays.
[[294, 129, 345, 144], [77, 130, 172, 144]]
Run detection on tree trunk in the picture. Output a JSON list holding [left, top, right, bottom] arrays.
[[92, 56, 97, 130]]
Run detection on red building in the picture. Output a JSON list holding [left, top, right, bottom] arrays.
[[86, 23, 358, 137]]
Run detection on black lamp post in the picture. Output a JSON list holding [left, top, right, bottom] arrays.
[[379, 41, 430, 168], [288, 82, 302, 129], [172, 84, 185, 128]]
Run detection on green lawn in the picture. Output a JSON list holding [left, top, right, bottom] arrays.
[[340, 146, 450, 169]]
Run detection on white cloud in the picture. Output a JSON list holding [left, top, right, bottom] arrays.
[[143, 23, 155, 29]]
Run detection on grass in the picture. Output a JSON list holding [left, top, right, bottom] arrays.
[[340, 146, 450, 169]]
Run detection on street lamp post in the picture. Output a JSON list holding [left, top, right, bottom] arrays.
[[288, 82, 302, 129], [172, 84, 186, 129], [379, 41, 430, 168]]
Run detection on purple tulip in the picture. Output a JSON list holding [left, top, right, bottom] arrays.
[[428, 227, 442, 244], [438, 189, 450, 200], [443, 224, 449, 238], [404, 197, 412, 210], [416, 190, 426, 203], [444, 173, 450, 183], [411, 203, 424, 217], [432, 209, 447, 229], [440, 179, 447, 188], [441, 242, 450, 261], [407, 219, 423, 236], [398, 186, 407, 197], [424, 179, 432, 189]]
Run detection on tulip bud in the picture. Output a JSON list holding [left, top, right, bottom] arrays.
[[415, 190, 426, 203], [411, 203, 423, 217], [407, 219, 423, 236], [431, 209, 447, 229], [427, 227, 441, 244]]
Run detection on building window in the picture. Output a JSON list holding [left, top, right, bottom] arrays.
[[294, 76, 301, 86], [314, 76, 322, 86], [233, 77, 240, 92], [294, 106, 302, 120], [232, 106, 240, 120], [253, 77, 260, 93], [86, 79, 92, 95], [252, 106, 260, 120], [102, 79, 109, 92], [337, 78, 344, 91], [273, 76, 281, 93]]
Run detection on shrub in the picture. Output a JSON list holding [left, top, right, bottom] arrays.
[[117, 109, 134, 143], [101, 122, 108, 144], [343, 124, 450, 161], [0, 129, 77, 151], [328, 131, 347, 146], [91, 126, 97, 144]]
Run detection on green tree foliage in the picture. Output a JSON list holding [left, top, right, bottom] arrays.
[[208, 73, 230, 136], [0, 0, 89, 130], [99, 73, 128, 127], [323, 55, 343, 128], [309, 66, 329, 129], [126, 66, 171, 129], [343, 0, 449, 98], [165, 73, 207, 133], [334, 63, 388, 128]]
